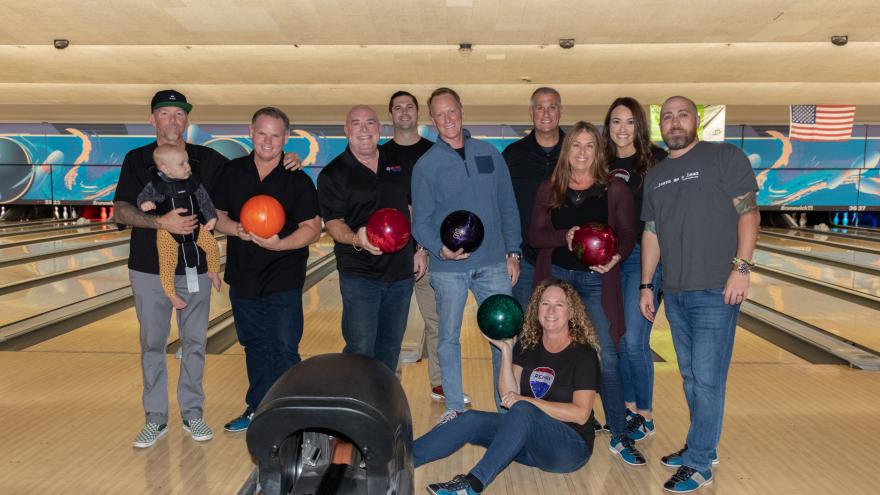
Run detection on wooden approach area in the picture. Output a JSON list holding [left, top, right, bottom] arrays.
[[1, 272, 878, 494]]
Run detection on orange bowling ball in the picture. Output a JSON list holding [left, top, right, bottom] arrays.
[[240, 195, 285, 238]]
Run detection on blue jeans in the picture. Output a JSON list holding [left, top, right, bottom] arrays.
[[552, 265, 627, 438], [229, 287, 304, 410], [664, 288, 739, 472], [430, 262, 511, 412], [339, 274, 414, 372], [619, 243, 662, 411], [511, 259, 536, 312], [414, 401, 591, 488]]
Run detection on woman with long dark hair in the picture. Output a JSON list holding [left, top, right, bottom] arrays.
[[528, 121, 644, 466], [415, 280, 601, 495], [603, 97, 668, 441]]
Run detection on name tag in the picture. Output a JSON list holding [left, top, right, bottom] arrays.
[[185, 267, 199, 293]]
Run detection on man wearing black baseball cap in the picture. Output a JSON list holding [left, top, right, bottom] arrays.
[[115, 89, 226, 448], [150, 89, 193, 114], [114, 89, 303, 449]]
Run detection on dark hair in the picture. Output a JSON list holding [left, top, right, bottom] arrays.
[[388, 91, 418, 113], [427, 87, 462, 113], [530, 87, 562, 108], [548, 121, 610, 209], [251, 106, 290, 129], [602, 97, 659, 178]]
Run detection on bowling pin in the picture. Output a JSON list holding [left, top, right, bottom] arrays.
[[70, 206, 77, 219], [54, 206, 60, 219], [100, 207, 108, 222], [62, 206, 69, 219], [842, 212, 849, 226], [833, 213, 840, 225], [109, 206, 114, 220], [0, 206, 5, 217], [854, 213, 860, 226]]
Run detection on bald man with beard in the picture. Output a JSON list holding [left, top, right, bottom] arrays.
[[317, 105, 417, 371]]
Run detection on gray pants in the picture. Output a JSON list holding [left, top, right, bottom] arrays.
[[130, 269, 211, 424], [413, 265, 441, 387]]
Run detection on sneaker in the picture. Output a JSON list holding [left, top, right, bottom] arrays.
[[437, 409, 463, 426], [224, 409, 254, 432], [133, 422, 168, 449], [609, 435, 646, 466], [426, 474, 477, 495], [430, 385, 472, 405], [660, 445, 719, 468], [663, 466, 713, 493], [626, 414, 656, 442], [183, 417, 213, 442]]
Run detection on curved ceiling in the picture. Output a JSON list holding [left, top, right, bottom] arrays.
[[1, 0, 878, 123]]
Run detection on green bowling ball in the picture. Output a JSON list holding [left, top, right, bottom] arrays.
[[477, 294, 524, 340]]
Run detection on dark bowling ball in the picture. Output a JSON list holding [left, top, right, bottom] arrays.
[[440, 210, 484, 253], [366, 208, 411, 253], [477, 294, 524, 340], [572, 223, 618, 267], [205, 138, 250, 160]]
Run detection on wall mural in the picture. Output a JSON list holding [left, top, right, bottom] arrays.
[[0, 122, 878, 211]]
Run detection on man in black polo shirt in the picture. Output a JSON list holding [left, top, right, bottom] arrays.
[[502, 87, 564, 309], [212, 107, 321, 433], [318, 105, 416, 372], [115, 90, 228, 448]]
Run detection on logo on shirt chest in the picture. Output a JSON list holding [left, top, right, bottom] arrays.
[[385, 165, 402, 172], [653, 170, 701, 190], [529, 367, 556, 399]]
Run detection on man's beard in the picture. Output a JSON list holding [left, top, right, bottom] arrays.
[[663, 127, 697, 150]]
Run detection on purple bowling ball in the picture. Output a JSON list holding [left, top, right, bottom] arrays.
[[440, 210, 484, 253]]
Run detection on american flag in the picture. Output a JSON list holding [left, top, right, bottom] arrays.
[[789, 105, 856, 142]]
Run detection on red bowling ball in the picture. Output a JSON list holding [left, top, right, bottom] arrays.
[[572, 223, 618, 267], [240, 194, 285, 238], [366, 208, 411, 253]]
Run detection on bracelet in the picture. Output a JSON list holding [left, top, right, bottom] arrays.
[[732, 257, 754, 275], [351, 232, 363, 252], [639, 283, 654, 290], [506, 252, 522, 262], [732, 257, 755, 267]]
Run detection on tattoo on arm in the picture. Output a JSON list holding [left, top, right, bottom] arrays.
[[114, 201, 159, 229], [733, 191, 758, 215], [644, 220, 656, 234]]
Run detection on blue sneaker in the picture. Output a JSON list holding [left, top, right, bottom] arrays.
[[223, 409, 253, 432], [609, 435, 646, 466], [426, 474, 477, 495], [626, 414, 656, 442], [663, 466, 713, 493], [661, 445, 718, 467]]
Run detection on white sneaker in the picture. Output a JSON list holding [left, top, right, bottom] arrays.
[[133, 422, 168, 448], [183, 417, 214, 442]]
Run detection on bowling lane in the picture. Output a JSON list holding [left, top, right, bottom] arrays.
[[763, 227, 880, 251], [0, 223, 118, 246], [0, 219, 82, 234], [0, 230, 129, 264], [753, 249, 880, 297], [0, 243, 130, 288], [748, 271, 880, 352], [757, 234, 880, 270], [26, 244, 332, 354]]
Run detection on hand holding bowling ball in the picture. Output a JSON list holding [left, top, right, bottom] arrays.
[[440, 210, 484, 259], [366, 208, 411, 253], [477, 294, 524, 344], [570, 223, 619, 269], [240, 195, 285, 239]]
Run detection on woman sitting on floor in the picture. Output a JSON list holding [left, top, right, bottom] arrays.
[[414, 279, 602, 495]]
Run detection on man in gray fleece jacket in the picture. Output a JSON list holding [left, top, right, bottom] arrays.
[[412, 87, 522, 423]]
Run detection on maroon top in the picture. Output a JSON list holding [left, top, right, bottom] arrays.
[[528, 178, 636, 345]]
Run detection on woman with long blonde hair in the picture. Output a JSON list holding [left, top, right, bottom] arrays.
[[415, 280, 602, 495], [528, 121, 644, 466]]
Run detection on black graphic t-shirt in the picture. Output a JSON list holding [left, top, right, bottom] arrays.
[[512, 340, 601, 446]]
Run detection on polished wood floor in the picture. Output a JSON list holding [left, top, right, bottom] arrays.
[[2, 272, 879, 494]]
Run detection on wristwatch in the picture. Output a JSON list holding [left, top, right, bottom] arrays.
[[732, 257, 755, 275], [639, 283, 654, 290], [506, 252, 522, 262]]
